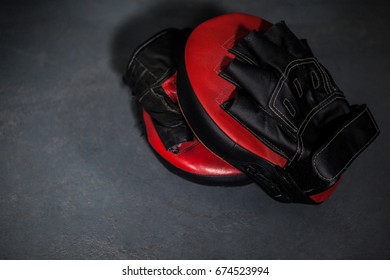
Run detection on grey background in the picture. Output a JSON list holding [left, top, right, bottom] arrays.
[[1, 0, 389, 259]]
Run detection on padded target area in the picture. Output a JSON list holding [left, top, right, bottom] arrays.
[[177, 13, 343, 203], [142, 108, 248, 184], [178, 13, 287, 167]]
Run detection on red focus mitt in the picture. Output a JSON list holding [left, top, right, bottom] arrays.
[[176, 14, 379, 203], [124, 29, 247, 185]]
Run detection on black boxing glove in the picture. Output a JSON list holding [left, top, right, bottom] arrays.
[[221, 21, 380, 200]]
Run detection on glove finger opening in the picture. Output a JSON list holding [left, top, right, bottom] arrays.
[[264, 21, 312, 58], [241, 30, 292, 71]]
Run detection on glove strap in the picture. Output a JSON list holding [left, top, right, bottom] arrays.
[[312, 105, 379, 181]]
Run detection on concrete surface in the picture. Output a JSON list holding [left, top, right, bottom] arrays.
[[1, 0, 390, 259]]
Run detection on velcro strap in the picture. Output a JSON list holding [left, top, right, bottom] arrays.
[[312, 106, 379, 181]]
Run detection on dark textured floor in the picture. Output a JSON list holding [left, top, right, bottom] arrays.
[[1, 0, 390, 259]]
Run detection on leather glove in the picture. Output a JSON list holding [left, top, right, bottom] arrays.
[[124, 28, 193, 152], [221, 21, 380, 200]]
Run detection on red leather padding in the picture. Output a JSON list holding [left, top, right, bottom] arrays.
[[143, 109, 244, 177], [183, 13, 287, 167]]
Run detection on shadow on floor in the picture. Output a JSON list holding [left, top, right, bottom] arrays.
[[110, 1, 226, 75]]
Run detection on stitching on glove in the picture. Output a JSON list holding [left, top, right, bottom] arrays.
[[218, 71, 241, 88], [313, 59, 333, 94], [221, 33, 238, 50], [127, 29, 170, 71], [138, 67, 173, 102], [293, 78, 303, 97], [229, 48, 258, 66], [132, 66, 148, 96], [312, 108, 379, 181], [223, 105, 292, 160], [315, 61, 339, 92], [295, 95, 346, 161], [270, 58, 326, 131], [149, 88, 180, 115], [310, 71, 319, 89], [134, 58, 158, 79], [269, 57, 337, 132], [283, 98, 296, 117]]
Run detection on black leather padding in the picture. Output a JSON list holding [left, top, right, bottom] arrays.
[[124, 28, 193, 151]]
